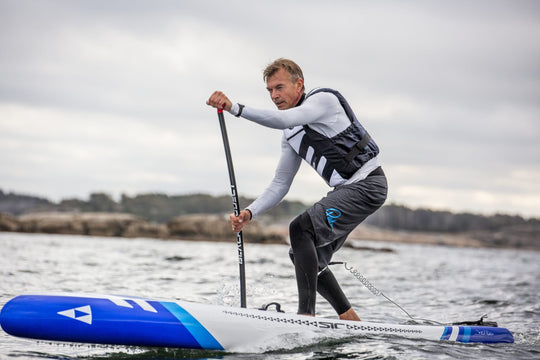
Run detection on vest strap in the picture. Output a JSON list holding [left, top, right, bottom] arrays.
[[344, 133, 371, 163]]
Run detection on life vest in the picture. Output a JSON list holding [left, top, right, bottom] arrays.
[[284, 88, 379, 187]]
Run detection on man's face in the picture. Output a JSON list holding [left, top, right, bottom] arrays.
[[266, 68, 304, 110]]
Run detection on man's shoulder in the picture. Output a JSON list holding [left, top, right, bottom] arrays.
[[306, 88, 338, 101], [307, 87, 339, 96]]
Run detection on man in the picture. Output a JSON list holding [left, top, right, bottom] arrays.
[[207, 58, 387, 321]]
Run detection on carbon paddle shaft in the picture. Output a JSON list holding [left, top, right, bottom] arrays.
[[217, 109, 247, 308]]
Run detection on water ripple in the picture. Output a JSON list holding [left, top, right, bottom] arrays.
[[0, 233, 538, 359]]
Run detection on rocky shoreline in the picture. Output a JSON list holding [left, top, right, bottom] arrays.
[[0, 212, 286, 244], [1, 211, 538, 250]]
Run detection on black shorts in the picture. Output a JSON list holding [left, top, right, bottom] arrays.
[[306, 170, 387, 268]]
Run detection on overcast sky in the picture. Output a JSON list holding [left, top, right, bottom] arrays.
[[1, 0, 539, 217]]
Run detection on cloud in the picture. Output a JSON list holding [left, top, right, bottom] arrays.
[[1, 0, 539, 217]]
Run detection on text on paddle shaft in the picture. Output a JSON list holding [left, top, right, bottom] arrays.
[[230, 185, 244, 265]]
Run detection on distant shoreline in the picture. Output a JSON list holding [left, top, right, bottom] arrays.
[[1, 211, 538, 251]]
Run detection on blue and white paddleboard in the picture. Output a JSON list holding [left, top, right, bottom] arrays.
[[0, 293, 514, 351]]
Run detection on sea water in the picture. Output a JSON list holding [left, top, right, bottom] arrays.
[[0, 232, 538, 359]]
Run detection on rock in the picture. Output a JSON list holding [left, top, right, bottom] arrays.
[[15, 212, 143, 237], [123, 221, 169, 239], [0, 212, 19, 232], [471, 224, 540, 250], [168, 214, 229, 240], [167, 214, 286, 244], [18, 212, 85, 235], [79, 212, 140, 237]]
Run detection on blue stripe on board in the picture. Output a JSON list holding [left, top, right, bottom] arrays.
[[461, 326, 471, 343], [456, 327, 465, 343], [161, 302, 223, 350], [441, 326, 452, 340]]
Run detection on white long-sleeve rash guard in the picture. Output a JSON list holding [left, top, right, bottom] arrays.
[[228, 91, 380, 218]]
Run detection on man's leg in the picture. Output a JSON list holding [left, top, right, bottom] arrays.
[[289, 212, 318, 315], [304, 172, 388, 318], [317, 267, 360, 321], [290, 212, 360, 319]]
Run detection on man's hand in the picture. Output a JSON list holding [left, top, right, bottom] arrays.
[[229, 210, 252, 232], [207, 91, 232, 111]]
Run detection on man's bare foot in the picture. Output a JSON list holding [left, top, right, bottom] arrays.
[[339, 308, 361, 321]]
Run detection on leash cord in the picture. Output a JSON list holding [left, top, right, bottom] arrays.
[[331, 261, 444, 325]]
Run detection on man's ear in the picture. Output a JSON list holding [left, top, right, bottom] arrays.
[[296, 78, 304, 92]]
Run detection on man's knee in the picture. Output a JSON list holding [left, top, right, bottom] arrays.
[[289, 212, 314, 250], [289, 212, 313, 234]]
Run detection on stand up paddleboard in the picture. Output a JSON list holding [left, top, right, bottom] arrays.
[[0, 293, 514, 351]]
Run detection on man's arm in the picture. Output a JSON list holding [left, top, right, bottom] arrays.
[[245, 137, 301, 217], [230, 136, 301, 232], [230, 92, 338, 129], [207, 90, 340, 130]]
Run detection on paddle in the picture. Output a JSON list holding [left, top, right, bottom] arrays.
[[217, 108, 247, 308]]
